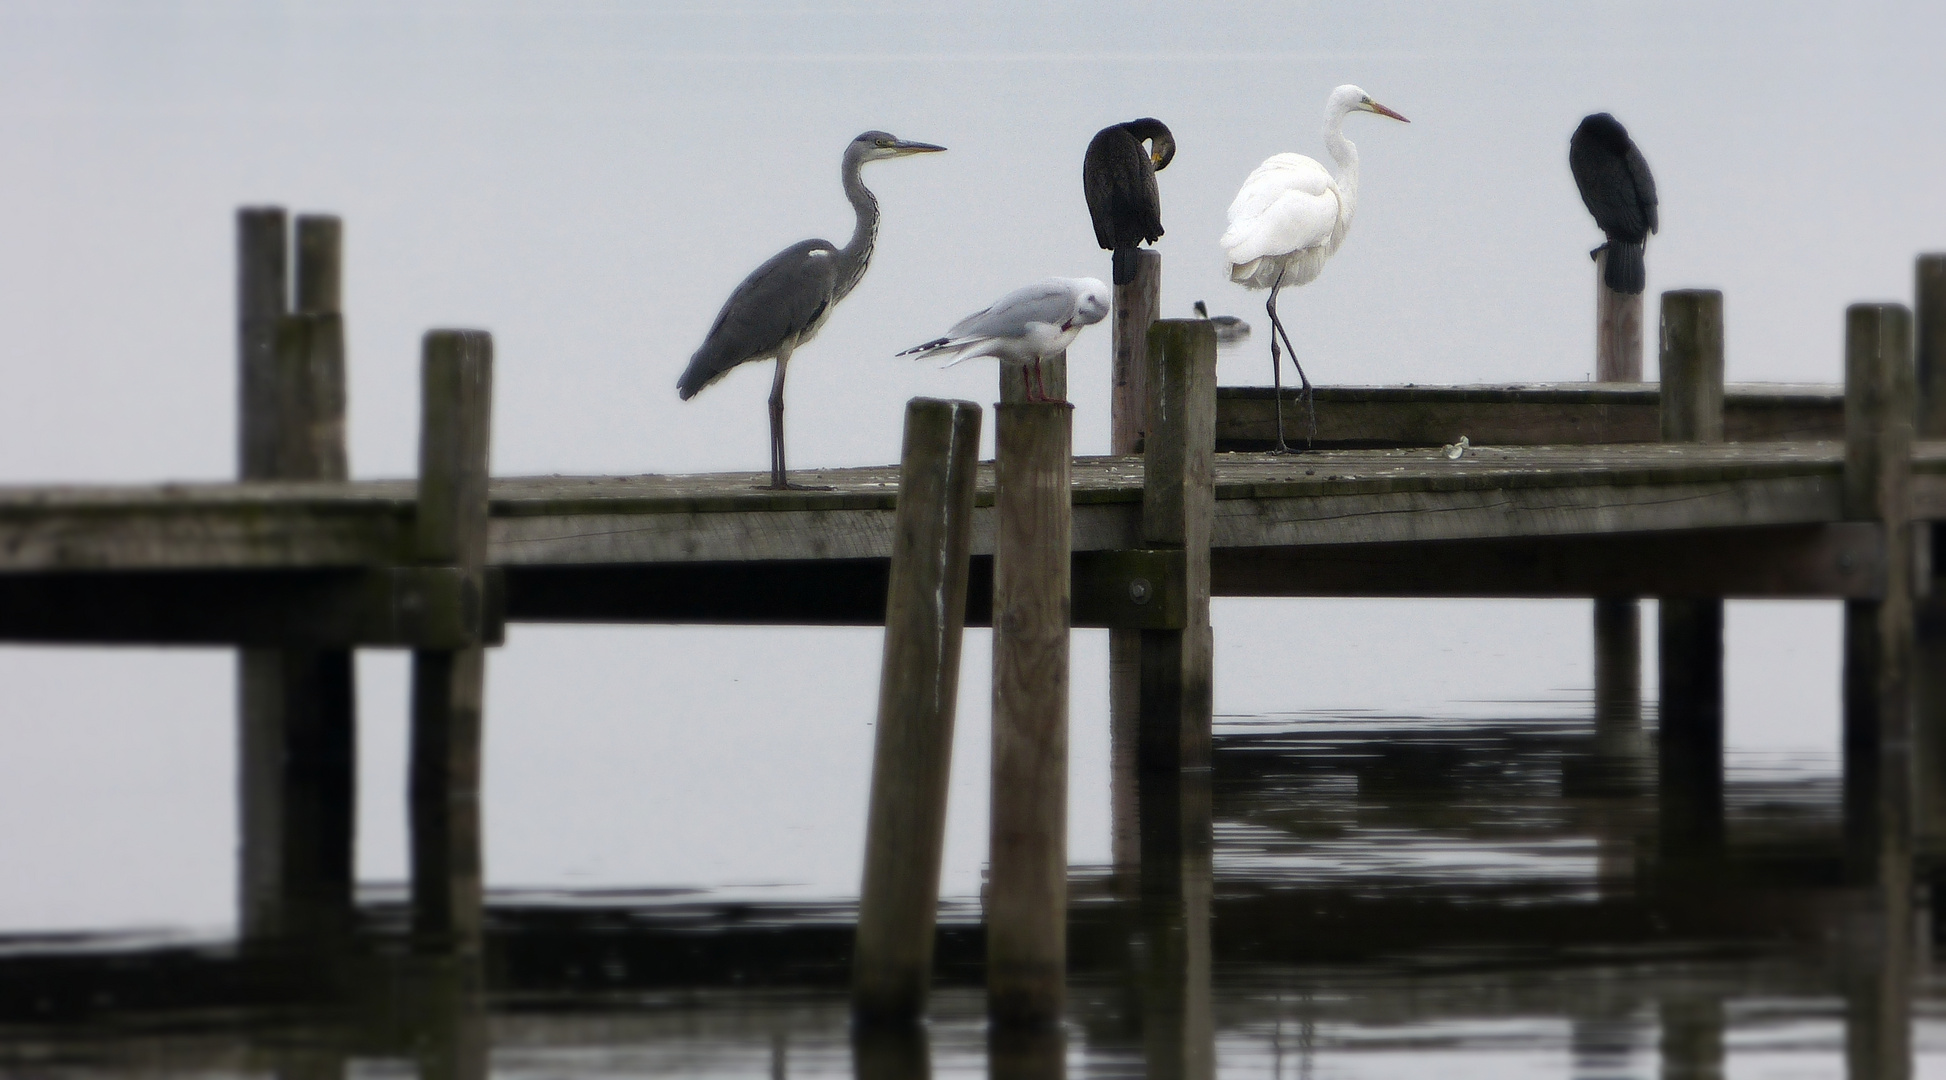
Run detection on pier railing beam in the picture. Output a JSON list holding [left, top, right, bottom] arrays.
[[988, 382, 1073, 1028], [853, 397, 983, 1027], [1110, 249, 1161, 885], [237, 209, 357, 943], [409, 330, 494, 954], [1138, 321, 1217, 776], [1656, 290, 1726, 857]]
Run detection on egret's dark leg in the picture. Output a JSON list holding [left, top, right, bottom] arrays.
[[1268, 301, 1315, 445], [1265, 269, 1291, 453], [767, 350, 791, 489]]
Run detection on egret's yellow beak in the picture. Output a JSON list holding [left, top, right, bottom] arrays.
[[1363, 99, 1410, 123]]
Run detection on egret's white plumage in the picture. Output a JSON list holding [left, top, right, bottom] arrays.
[[900, 277, 1110, 402], [1220, 84, 1408, 450]]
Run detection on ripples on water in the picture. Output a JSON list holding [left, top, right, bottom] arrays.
[[3, 702, 1938, 1077]]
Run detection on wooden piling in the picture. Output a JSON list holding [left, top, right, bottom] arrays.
[[1656, 290, 1726, 856], [1911, 256, 1946, 860], [409, 330, 494, 952], [1138, 321, 1217, 775], [1596, 250, 1643, 382], [853, 398, 983, 1026], [1110, 250, 1160, 882], [237, 209, 357, 942], [988, 394, 1072, 1028]]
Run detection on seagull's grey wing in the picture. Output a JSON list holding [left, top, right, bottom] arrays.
[[945, 280, 1078, 342], [678, 239, 842, 399]]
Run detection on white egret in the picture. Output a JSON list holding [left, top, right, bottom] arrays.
[[899, 277, 1111, 402], [1220, 84, 1408, 451]]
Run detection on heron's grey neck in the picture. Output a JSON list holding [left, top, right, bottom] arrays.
[[1323, 114, 1359, 218], [835, 149, 880, 302]]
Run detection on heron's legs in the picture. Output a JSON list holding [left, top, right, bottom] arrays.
[[767, 350, 791, 489], [1265, 270, 1291, 453], [1268, 294, 1316, 445]]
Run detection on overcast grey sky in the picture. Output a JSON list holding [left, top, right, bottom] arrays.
[[0, 1, 1933, 933]]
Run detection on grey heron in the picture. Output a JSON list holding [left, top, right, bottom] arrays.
[[1220, 85, 1408, 452], [677, 130, 945, 489], [898, 277, 1111, 403], [1569, 113, 1658, 294], [1193, 300, 1251, 347], [1083, 119, 1175, 285]]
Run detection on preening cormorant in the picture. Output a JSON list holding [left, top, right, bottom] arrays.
[[1084, 118, 1175, 285], [677, 131, 944, 489], [1569, 113, 1658, 295]]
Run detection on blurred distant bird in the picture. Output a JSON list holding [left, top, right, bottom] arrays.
[[677, 130, 945, 489], [1193, 301, 1251, 347], [1220, 85, 1408, 451], [1084, 119, 1176, 285], [899, 277, 1111, 402], [1569, 113, 1658, 295]]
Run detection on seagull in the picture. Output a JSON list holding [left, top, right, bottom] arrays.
[[899, 277, 1111, 402]]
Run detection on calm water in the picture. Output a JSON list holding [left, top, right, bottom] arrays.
[[4, 697, 1939, 1077]]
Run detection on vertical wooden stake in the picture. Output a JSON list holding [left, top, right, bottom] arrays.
[[1656, 290, 1726, 858], [1139, 321, 1217, 775], [1839, 302, 1917, 1080], [1911, 256, 1946, 858], [988, 393, 1072, 1028], [853, 397, 983, 1026], [237, 208, 357, 943], [1110, 251, 1161, 885], [410, 330, 494, 953], [1596, 250, 1644, 382]]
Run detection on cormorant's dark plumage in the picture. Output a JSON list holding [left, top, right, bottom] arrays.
[[1084, 118, 1175, 285], [1569, 113, 1658, 295]]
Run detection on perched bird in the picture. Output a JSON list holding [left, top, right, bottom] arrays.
[[1569, 113, 1658, 295], [678, 131, 945, 489], [898, 277, 1111, 403], [1193, 301, 1252, 347], [1220, 85, 1408, 451], [1084, 119, 1176, 285]]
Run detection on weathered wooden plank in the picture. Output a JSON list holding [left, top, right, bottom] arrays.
[[0, 567, 502, 646], [854, 399, 982, 1026], [1215, 383, 1841, 450]]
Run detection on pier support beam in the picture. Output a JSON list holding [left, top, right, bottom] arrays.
[[1656, 290, 1726, 857], [409, 331, 494, 954], [237, 209, 358, 942], [1592, 252, 1647, 791], [1840, 302, 1917, 1080], [1138, 321, 1217, 776], [1911, 256, 1946, 865], [1596, 249, 1644, 382], [988, 387, 1073, 1028], [853, 398, 983, 1027], [1111, 250, 1161, 884]]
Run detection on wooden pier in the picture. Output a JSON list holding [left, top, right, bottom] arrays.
[[7, 212, 1944, 1056]]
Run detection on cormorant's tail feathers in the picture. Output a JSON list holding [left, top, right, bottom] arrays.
[[1603, 240, 1646, 295], [1112, 247, 1138, 286]]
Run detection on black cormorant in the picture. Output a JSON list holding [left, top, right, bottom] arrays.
[[1569, 113, 1658, 295], [1084, 118, 1175, 285]]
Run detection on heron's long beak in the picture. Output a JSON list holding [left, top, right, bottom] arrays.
[[894, 140, 947, 155], [1365, 100, 1410, 123]]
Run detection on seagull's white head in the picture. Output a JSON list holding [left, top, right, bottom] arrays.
[[1072, 278, 1111, 327]]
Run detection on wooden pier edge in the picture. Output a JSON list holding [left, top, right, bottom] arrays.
[[409, 330, 495, 953], [1656, 289, 1727, 856], [987, 398, 1073, 1028], [852, 398, 983, 1027]]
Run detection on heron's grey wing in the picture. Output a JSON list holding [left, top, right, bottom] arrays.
[[1624, 142, 1658, 234], [945, 281, 1078, 342], [678, 239, 842, 399]]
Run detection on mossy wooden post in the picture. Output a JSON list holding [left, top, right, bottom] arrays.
[[237, 208, 357, 942], [410, 330, 494, 953], [1912, 256, 1946, 858], [1139, 321, 1216, 776], [988, 369, 1073, 1029], [853, 397, 983, 1027], [1838, 302, 1917, 1080], [1656, 290, 1726, 857], [1110, 249, 1161, 883]]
